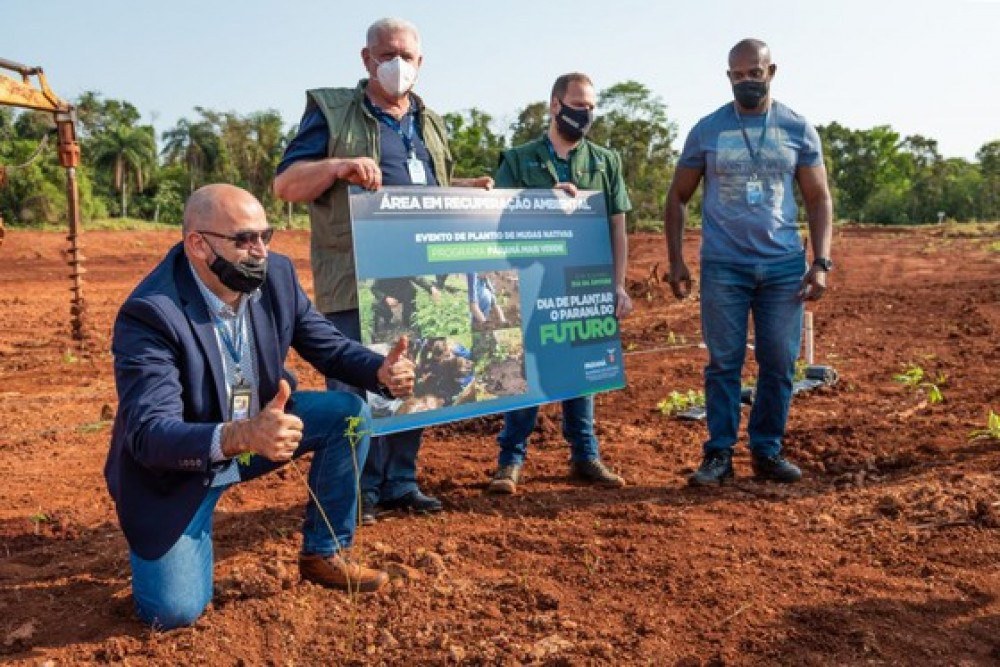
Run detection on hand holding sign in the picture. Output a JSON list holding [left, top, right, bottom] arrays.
[[378, 336, 415, 398]]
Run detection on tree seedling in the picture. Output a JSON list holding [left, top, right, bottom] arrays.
[[29, 510, 50, 534], [893, 363, 945, 404], [657, 390, 705, 416], [665, 331, 687, 346], [969, 410, 1000, 442]]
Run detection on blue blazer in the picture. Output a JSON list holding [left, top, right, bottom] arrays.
[[105, 243, 384, 560]]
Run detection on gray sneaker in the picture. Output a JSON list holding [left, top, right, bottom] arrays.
[[488, 464, 522, 494], [570, 458, 625, 488]]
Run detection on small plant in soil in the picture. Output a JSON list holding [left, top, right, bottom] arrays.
[[78, 419, 112, 433], [893, 363, 945, 404], [665, 331, 687, 346], [968, 410, 1000, 442], [29, 510, 50, 534], [657, 389, 705, 415]]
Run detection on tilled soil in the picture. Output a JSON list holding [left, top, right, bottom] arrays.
[[1, 226, 998, 665]]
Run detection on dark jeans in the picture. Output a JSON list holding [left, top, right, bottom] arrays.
[[497, 395, 599, 467], [700, 254, 805, 457], [326, 309, 423, 505]]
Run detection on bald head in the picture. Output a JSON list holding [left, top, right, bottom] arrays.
[[726, 38, 776, 111], [182, 184, 265, 236], [182, 184, 270, 302], [729, 38, 771, 67]]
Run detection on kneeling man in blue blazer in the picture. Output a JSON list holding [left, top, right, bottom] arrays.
[[105, 184, 413, 629]]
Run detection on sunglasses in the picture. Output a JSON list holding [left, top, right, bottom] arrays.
[[197, 227, 274, 248]]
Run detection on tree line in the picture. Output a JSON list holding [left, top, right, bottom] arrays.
[[1, 86, 997, 229]]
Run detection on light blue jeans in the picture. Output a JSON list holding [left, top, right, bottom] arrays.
[[128, 390, 370, 630], [497, 395, 599, 467], [325, 310, 422, 507], [700, 254, 805, 458]]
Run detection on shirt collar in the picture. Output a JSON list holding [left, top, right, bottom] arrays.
[[543, 133, 580, 162], [364, 93, 418, 122], [188, 259, 260, 319]]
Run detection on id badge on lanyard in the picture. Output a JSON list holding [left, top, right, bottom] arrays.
[[406, 152, 428, 185], [230, 376, 252, 421], [746, 178, 764, 206]]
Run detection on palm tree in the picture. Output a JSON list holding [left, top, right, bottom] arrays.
[[92, 124, 156, 218], [161, 117, 221, 193]]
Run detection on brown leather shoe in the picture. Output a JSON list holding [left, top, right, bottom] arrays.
[[299, 553, 389, 593]]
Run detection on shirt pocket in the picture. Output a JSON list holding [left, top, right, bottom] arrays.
[[519, 162, 557, 189], [573, 164, 608, 191]]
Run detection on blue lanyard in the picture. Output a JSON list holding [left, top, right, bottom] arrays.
[[212, 309, 245, 368], [369, 104, 417, 156], [734, 103, 770, 176]]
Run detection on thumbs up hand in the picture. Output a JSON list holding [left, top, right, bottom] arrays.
[[378, 335, 415, 398], [220, 379, 303, 462], [268, 378, 292, 411]]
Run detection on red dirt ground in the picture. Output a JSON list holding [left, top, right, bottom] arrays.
[[1, 226, 998, 665]]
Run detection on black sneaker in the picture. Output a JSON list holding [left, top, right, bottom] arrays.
[[379, 489, 443, 514], [751, 453, 802, 483], [689, 450, 734, 486]]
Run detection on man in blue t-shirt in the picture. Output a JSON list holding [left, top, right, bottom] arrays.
[[664, 38, 834, 486]]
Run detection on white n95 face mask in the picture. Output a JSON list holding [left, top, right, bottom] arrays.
[[376, 56, 418, 98]]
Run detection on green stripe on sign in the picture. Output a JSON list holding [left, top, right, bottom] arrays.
[[427, 241, 568, 262]]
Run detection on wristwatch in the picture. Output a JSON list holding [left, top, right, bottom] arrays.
[[812, 257, 834, 272]]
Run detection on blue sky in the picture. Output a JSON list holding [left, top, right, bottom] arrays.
[[4, 0, 998, 159]]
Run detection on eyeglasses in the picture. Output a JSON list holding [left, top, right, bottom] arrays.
[[197, 228, 274, 248]]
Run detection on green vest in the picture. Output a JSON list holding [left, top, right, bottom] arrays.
[[305, 80, 453, 313]]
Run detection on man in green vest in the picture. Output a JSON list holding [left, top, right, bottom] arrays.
[[487, 72, 633, 495], [274, 17, 491, 524]]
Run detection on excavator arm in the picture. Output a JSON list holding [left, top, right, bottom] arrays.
[[0, 58, 85, 341]]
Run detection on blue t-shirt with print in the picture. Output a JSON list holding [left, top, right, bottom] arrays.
[[678, 100, 822, 263]]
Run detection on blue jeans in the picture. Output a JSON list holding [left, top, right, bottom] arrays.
[[498, 395, 599, 467], [325, 310, 422, 505], [700, 255, 805, 458], [128, 390, 370, 629]]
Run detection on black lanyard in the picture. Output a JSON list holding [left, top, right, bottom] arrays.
[[734, 103, 770, 177]]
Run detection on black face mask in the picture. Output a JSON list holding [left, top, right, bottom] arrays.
[[733, 80, 769, 109], [555, 101, 594, 142], [206, 243, 267, 293]]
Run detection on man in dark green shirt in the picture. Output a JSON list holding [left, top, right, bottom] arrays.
[[488, 72, 633, 495]]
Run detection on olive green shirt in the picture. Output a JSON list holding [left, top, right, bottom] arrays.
[[494, 135, 631, 215]]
